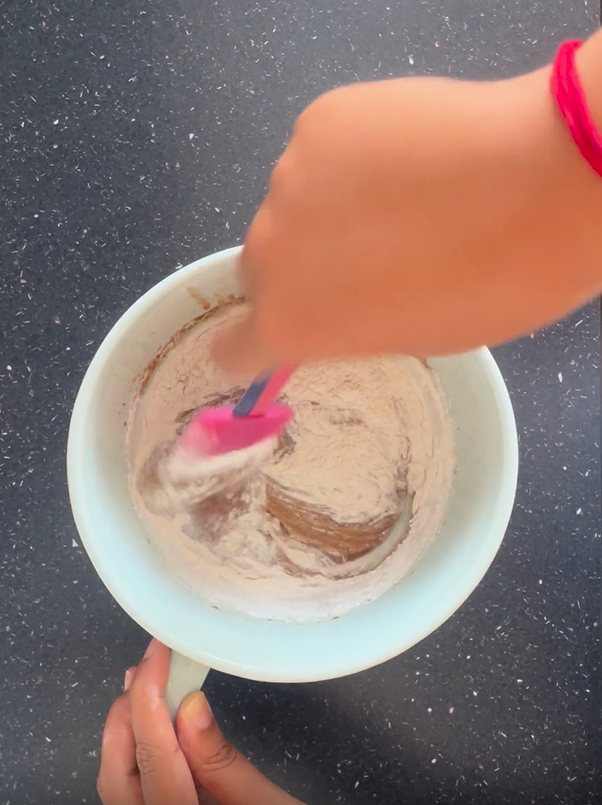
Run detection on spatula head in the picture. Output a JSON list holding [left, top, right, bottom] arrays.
[[179, 404, 293, 458]]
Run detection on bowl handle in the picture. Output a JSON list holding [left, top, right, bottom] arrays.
[[165, 651, 210, 721]]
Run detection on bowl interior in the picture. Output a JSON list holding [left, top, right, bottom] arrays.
[[67, 247, 518, 682]]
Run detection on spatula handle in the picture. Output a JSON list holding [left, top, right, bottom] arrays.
[[233, 364, 296, 417]]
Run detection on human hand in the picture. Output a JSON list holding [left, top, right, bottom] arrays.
[[216, 65, 602, 375], [98, 639, 304, 805]]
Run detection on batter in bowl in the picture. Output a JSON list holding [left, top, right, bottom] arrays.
[[127, 304, 455, 621]]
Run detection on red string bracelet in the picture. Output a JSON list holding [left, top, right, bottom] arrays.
[[551, 39, 602, 179]]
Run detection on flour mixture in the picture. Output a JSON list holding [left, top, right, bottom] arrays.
[[127, 305, 455, 620]]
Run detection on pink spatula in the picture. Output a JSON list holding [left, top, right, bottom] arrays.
[[175, 364, 296, 462]]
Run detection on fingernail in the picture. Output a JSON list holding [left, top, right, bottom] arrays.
[[181, 692, 213, 731], [143, 638, 159, 659], [123, 667, 135, 693]]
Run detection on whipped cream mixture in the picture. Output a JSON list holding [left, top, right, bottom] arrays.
[[127, 306, 455, 621]]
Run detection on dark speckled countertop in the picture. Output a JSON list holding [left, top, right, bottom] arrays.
[[0, 2, 600, 803]]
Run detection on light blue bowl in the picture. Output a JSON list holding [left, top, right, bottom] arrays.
[[68, 247, 518, 714]]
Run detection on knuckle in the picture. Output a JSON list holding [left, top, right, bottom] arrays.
[[105, 694, 128, 728], [96, 773, 105, 801], [247, 205, 275, 250], [268, 156, 288, 190], [268, 153, 296, 198], [296, 95, 323, 133], [135, 741, 160, 777], [297, 87, 338, 132], [245, 212, 271, 264], [201, 740, 238, 774], [244, 214, 283, 285]]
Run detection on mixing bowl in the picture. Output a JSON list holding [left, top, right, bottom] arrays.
[[67, 247, 518, 713]]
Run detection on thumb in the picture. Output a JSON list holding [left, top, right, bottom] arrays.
[[176, 693, 302, 805], [211, 307, 276, 379]]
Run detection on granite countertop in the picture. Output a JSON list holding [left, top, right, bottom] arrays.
[[0, 1, 600, 803]]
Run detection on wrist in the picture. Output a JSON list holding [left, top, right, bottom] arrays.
[[502, 60, 602, 307], [576, 32, 602, 133]]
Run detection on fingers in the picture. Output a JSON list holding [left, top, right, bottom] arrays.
[[128, 639, 199, 805], [213, 208, 285, 378], [176, 692, 303, 805], [97, 671, 143, 805], [211, 308, 273, 378]]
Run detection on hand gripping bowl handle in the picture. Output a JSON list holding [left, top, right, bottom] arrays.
[[165, 653, 210, 721]]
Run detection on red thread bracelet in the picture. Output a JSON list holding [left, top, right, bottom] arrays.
[[551, 39, 602, 179]]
